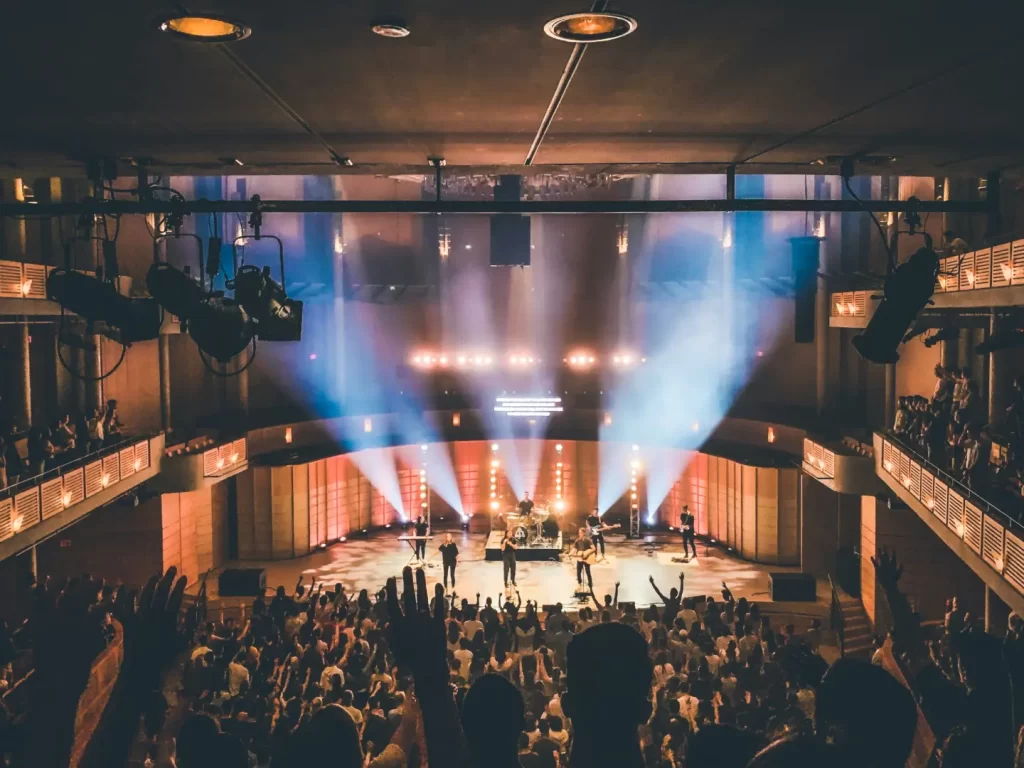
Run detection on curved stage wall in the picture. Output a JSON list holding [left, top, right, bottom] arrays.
[[235, 439, 799, 566]]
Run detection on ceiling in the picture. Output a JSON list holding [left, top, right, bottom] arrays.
[[3, 1, 1024, 179]]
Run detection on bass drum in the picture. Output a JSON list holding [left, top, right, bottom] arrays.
[[541, 518, 560, 539], [512, 525, 530, 545]]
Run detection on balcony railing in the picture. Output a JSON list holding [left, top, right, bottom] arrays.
[[0, 435, 156, 547], [933, 238, 1024, 294], [878, 432, 1024, 598]]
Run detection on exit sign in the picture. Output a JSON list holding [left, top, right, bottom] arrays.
[[59, 539, 72, 548]]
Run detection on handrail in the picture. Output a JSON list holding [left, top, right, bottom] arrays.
[[881, 430, 1024, 536], [827, 574, 845, 657], [0, 432, 158, 503]]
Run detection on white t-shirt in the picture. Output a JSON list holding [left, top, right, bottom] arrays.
[[462, 619, 484, 641], [227, 661, 250, 696], [320, 664, 344, 691], [679, 609, 699, 627], [454, 648, 473, 678]]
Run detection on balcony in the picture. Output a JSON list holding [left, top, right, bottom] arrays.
[[148, 437, 249, 493], [828, 290, 879, 329], [874, 432, 1024, 615], [802, 436, 886, 494], [0, 260, 134, 315], [930, 238, 1024, 308], [0, 433, 165, 561]]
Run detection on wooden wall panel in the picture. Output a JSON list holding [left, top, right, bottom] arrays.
[[778, 470, 800, 564], [271, 466, 295, 559], [161, 494, 181, 576], [741, 465, 757, 560], [756, 468, 779, 563], [292, 466, 309, 557], [861, 495, 878, 628]]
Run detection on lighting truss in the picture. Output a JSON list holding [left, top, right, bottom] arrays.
[[494, 396, 563, 417]]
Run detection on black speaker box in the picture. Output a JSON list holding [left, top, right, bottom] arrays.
[[490, 215, 531, 266], [768, 572, 816, 602], [618, 601, 637, 613], [219, 568, 267, 597], [791, 236, 820, 343], [543, 604, 559, 614]]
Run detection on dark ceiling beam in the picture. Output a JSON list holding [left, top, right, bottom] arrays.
[[0, 198, 992, 217]]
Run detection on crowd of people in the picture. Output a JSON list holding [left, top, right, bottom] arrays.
[[2, 553, 1022, 767], [0, 399, 125, 490]]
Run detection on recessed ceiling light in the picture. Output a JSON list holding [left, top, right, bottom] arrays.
[[544, 12, 637, 43], [372, 20, 411, 38], [156, 15, 251, 43]]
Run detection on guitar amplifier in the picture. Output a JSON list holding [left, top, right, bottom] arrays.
[[768, 572, 816, 602], [219, 568, 267, 597]]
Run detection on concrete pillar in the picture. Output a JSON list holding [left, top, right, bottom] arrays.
[[884, 364, 896, 430], [85, 334, 104, 410], [14, 322, 31, 430], [989, 312, 1007, 425], [940, 339, 958, 370], [159, 334, 172, 433], [816, 270, 829, 415]]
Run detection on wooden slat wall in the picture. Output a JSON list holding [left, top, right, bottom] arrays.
[[778, 469, 800, 564], [741, 465, 757, 560], [756, 468, 779, 563]]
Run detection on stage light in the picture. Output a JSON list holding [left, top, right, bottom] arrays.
[[364, 418, 373, 433], [853, 244, 939, 363], [604, 412, 613, 426], [11, 516, 22, 533], [421, 443, 428, 451], [544, 12, 638, 42], [157, 14, 251, 42], [62, 491, 72, 508], [420, 469, 426, 478], [421, 502, 427, 508], [556, 462, 562, 468], [490, 500, 499, 510], [767, 428, 776, 444], [101, 474, 111, 488], [491, 460, 500, 468], [494, 396, 563, 417], [490, 492, 496, 499], [452, 413, 461, 426], [285, 428, 293, 443], [491, 443, 499, 452], [556, 500, 565, 511], [484, 356, 493, 365], [234, 263, 303, 342], [439, 356, 448, 366], [135, 458, 142, 470], [340, 536, 347, 542], [691, 422, 699, 432], [555, 443, 563, 452], [420, 492, 426, 500], [217, 458, 225, 470], [722, 229, 733, 248], [632, 444, 639, 452], [413, 355, 423, 365], [756, 349, 764, 357], [420, 483, 426, 491], [49, 269, 161, 343]]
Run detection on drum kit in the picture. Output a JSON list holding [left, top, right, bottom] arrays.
[[502, 502, 559, 545]]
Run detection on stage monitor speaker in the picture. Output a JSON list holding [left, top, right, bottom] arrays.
[[768, 572, 816, 602], [490, 215, 531, 267], [219, 568, 266, 597], [791, 236, 821, 343], [543, 604, 559, 614], [618, 601, 637, 613]]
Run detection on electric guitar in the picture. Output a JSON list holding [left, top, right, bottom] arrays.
[[587, 522, 621, 537]]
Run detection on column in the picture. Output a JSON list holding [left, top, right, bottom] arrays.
[[884, 364, 896, 430], [988, 312, 1005, 425], [14, 322, 31, 429], [85, 334, 104, 410], [159, 334, 172, 432]]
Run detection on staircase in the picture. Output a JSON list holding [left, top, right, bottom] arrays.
[[837, 594, 874, 658]]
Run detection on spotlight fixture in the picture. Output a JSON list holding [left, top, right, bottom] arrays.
[[852, 244, 939, 364], [156, 15, 251, 42], [371, 19, 411, 37], [232, 235, 303, 341], [543, 12, 637, 42], [48, 269, 161, 343], [924, 327, 959, 348]]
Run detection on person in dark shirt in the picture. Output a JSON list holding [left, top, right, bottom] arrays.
[[585, 508, 608, 561], [517, 492, 534, 518], [649, 572, 685, 627], [573, 528, 595, 589], [501, 529, 519, 587], [680, 505, 696, 559], [531, 719, 561, 768], [439, 533, 459, 590], [414, 516, 429, 560]]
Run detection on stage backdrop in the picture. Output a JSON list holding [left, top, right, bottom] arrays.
[[232, 439, 799, 566]]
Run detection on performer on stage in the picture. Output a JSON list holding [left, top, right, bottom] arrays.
[[439, 533, 459, 590], [501, 528, 519, 588], [680, 504, 696, 560], [586, 508, 606, 560], [573, 527, 596, 589], [414, 515, 429, 560], [517, 491, 534, 517]]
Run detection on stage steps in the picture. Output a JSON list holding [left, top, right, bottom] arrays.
[[837, 594, 875, 658]]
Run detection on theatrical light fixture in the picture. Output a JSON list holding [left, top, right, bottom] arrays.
[[48, 269, 162, 343], [491, 443, 499, 452], [157, 14, 251, 42], [853, 243, 939, 364], [232, 235, 303, 342], [543, 12, 637, 42], [364, 418, 373, 433], [285, 428, 293, 444], [372, 20, 411, 37]]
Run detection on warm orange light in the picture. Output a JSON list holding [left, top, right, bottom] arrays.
[[134, 458, 142, 471], [159, 15, 250, 42], [101, 474, 111, 487], [230, 453, 239, 463], [767, 427, 776, 444], [452, 413, 461, 426], [63, 492, 73, 507], [19, 279, 32, 296], [11, 516, 23, 532], [604, 412, 613, 425], [216, 458, 225, 470], [363, 418, 372, 433], [1002, 264, 1013, 281], [285, 427, 293, 444]]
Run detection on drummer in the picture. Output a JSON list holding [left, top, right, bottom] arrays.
[[517, 491, 534, 519]]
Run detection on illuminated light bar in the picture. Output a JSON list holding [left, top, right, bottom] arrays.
[[494, 396, 563, 418]]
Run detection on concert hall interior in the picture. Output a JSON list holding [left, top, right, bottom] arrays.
[[3, 3, 1024, 765]]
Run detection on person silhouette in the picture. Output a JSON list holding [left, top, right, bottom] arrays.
[[461, 673, 525, 768], [563, 623, 652, 767]]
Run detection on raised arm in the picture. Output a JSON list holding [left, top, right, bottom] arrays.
[[613, 581, 620, 608], [678, 572, 685, 597], [649, 575, 668, 603]]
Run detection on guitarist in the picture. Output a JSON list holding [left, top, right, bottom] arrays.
[[573, 526, 596, 589], [586, 508, 609, 561], [680, 504, 696, 560]]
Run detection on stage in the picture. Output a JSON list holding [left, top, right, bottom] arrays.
[[484, 530, 563, 561], [193, 530, 834, 618]]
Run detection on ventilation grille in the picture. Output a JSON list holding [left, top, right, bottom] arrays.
[[823, 449, 835, 478], [853, 291, 867, 316], [134, 441, 150, 470], [1006, 529, 1024, 595], [947, 490, 965, 536], [14, 489, 41, 532], [0, 498, 12, 542], [971, 248, 991, 289], [1013, 240, 1024, 285], [982, 515, 1005, 572], [910, 462, 921, 500], [882, 441, 894, 474], [921, 470, 935, 511], [0, 261, 24, 298], [231, 438, 247, 462], [41, 478, 63, 520], [102, 455, 120, 487], [85, 460, 104, 497], [63, 467, 85, 506], [898, 450, 911, 487], [963, 502, 983, 555], [941, 256, 960, 292], [120, 447, 137, 479], [203, 448, 221, 476], [992, 243, 1012, 287], [932, 478, 948, 524]]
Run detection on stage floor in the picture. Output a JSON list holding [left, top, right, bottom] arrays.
[[196, 531, 833, 616]]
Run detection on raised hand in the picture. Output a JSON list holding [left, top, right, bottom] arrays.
[[871, 547, 904, 591], [386, 567, 448, 685]]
